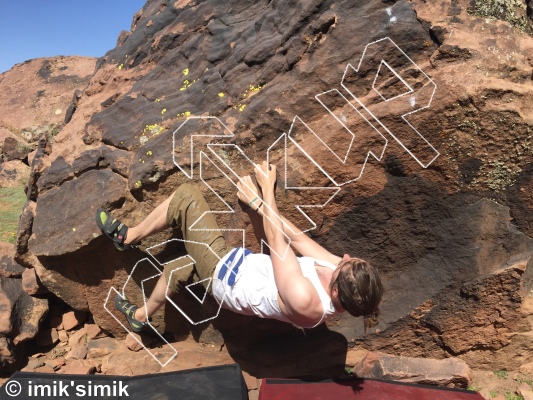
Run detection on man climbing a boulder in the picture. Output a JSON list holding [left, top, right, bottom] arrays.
[[96, 161, 383, 333]]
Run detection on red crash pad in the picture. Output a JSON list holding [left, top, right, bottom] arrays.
[[258, 378, 485, 400]]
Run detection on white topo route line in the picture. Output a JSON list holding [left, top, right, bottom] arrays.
[[105, 37, 439, 362]]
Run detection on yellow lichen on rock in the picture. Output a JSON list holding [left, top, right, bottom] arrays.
[[469, 0, 531, 33]]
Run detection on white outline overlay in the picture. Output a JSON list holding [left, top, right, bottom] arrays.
[[341, 37, 439, 168], [146, 238, 226, 325], [373, 60, 414, 102], [107, 37, 440, 361], [104, 285, 178, 366]]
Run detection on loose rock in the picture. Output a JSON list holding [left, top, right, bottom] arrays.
[[63, 359, 96, 375], [353, 352, 473, 388], [68, 328, 88, 348], [65, 344, 88, 360], [62, 310, 88, 331]]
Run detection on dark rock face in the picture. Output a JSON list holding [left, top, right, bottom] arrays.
[[13, 0, 533, 376], [29, 169, 128, 257], [323, 193, 533, 334], [360, 255, 533, 370], [2, 136, 33, 162], [0, 244, 25, 279]]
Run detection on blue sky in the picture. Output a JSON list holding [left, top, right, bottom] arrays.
[[0, 1, 146, 74]]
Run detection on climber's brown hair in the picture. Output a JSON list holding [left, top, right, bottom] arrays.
[[330, 258, 384, 334]]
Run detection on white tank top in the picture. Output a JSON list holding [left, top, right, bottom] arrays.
[[212, 247, 338, 328]]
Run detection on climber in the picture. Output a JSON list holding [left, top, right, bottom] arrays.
[[96, 161, 383, 333]]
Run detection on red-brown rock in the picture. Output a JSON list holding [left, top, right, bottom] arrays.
[[66, 344, 88, 360], [9, 0, 533, 380], [58, 330, 68, 343], [84, 323, 105, 340], [68, 328, 88, 348], [46, 358, 66, 371], [521, 391, 533, 400], [101, 351, 161, 376], [24, 358, 45, 371], [34, 365, 55, 374], [0, 242, 25, 278], [0, 127, 12, 149], [0, 160, 30, 187], [62, 310, 88, 331], [0, 57, 96, 132], [242, 371, 259, 391], [520, 362, 533, 376], [47, 309, 63, 330], [62, 359, 96, 375], [21, 267, 48, 295], [124, 332, 154, 352], [0, 338, 13, 362], [2, 136, 33, 162], [87, 337, 120, 359], [0, 57, 96, 163], [361, 254, 533, 368], [353, 352, 473, 388]]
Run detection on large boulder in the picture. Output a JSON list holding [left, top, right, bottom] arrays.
[[355, 236, 533, 370], [13, 0, 533, 377]]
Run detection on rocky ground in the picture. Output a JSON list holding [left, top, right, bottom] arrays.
[[0, 304, 262, 398], [0, 300, 498, 400], [473, 369, 533, 400], [0, 293, 530, 399], [467, 298, 533, 400]]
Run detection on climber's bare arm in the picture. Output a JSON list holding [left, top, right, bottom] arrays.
[[237, 162, 322, 324], [236, 170, 340, 265]]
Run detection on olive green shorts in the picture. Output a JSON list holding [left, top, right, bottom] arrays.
[[163, 183, 228, 294]]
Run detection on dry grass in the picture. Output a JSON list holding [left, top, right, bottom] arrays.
[[0, 186, 27, 243]]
